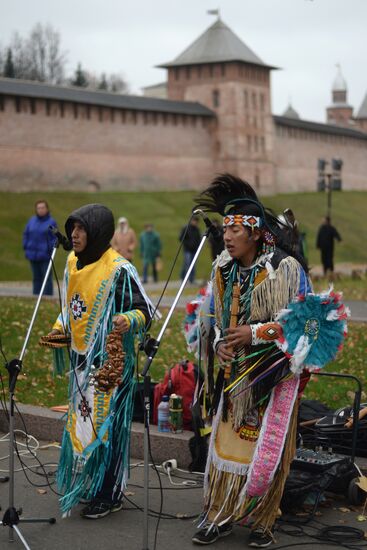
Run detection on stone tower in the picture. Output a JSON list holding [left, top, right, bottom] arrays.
[[326, 65, 353, 126], [158, 17, 277, 192]]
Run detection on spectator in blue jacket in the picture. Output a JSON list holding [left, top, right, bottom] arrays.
[[23, 200, 57, 295]]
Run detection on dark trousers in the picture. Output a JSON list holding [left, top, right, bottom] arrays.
[[180, 250, 196, 283], [321, 249, 334, 274], [30, 260, 53, 295], [143, 260, 157, 283]]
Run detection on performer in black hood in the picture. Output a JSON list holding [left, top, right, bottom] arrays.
[[49, 203, 154, 519], [65, 203, 115, 267]]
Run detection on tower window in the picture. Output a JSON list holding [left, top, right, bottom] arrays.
[[209, 65, 214, 77], [185, 66, 191, 79], [247, 135, 252, 152], [212, 89, 220, 108], [260, 93, 265, 111], [261, 137, 265, 153], [244, 90, 248, 109], [221, 64, 226, 76], [252, 92, 257, 109], [174, 68, 180, 81]]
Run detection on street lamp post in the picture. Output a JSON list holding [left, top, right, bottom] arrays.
[[317, 158, 343, 217]]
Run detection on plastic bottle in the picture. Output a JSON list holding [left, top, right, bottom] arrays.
[[157, 395, 170, 432]]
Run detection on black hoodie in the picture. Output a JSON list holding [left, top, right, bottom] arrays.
[[65, 203, 115, 268], [65, 203, 150, 321]]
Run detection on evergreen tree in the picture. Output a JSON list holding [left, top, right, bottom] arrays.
[[98, 73, 108, 91], [4, 48, 15, 78], [71, 63, 88, 87]]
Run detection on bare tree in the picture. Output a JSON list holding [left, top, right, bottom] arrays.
[[27, 23, 66, 83], [10, 31, 30, 79], [108, 73, 129, 94], [5, 23, 66, 83]]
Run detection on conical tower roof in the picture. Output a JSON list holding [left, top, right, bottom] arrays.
[[356, 93, 367, 119], [332, 65, 347, 92], [158, 18, 276, 69]]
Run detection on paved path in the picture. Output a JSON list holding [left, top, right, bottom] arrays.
[[0, 277, 366, 322], [0, 438, 366, 550]]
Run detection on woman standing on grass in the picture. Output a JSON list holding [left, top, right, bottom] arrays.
[[23, 199, 57, 296]]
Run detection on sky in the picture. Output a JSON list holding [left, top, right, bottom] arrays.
[[0, 0, 366, 123]]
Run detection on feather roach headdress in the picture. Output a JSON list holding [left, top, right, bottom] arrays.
[[195, 174, 309, 270], [195, 174, 279, 234]]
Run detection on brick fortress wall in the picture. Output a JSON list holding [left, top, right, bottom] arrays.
[[273, 121, 367, 193], [0, 95, 215, 191]]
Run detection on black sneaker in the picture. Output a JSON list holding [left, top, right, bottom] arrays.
[[80, 499, 123, 519], [248, 527, 275, 547], [192, 523, 232, 545]]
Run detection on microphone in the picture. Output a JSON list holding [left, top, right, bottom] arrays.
[[192, 209, 222, 240], [49, 226, 73, 251]]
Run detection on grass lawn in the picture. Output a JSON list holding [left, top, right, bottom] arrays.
[[1, 190, 367, 282], [0, 297, 365, 411], [312, 276, 367, 301]]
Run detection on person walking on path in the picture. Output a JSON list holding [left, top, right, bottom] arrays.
[[316, 216, 342, 277], [179, 216, 201, 283], [23, 199, 57, 296], [140, 223, 162, 283], [48, 203, 154, 519], [111, 217, 137, 261]]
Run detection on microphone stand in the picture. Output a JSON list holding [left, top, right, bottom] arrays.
[[141, 222, 214, 550], [0, 238, 63, 548]]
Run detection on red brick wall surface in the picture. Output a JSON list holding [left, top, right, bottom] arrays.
[[0, 96, 215, 191], [273, 123, 367, 192]]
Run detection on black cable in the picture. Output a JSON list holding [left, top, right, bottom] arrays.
[[0, 338, 10, 421], [122, 493, 198, 521], [143, 211, 196, 336], [147, 420, 164, 550], [276, 519, 367, 550], [13, 401, 62, 496]]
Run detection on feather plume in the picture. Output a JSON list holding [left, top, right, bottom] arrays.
[[195, 173, 260, 216]]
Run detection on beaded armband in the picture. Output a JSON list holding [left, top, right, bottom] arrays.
[[251, 322, 282, 346]]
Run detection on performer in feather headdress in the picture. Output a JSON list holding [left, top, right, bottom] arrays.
[[192, 175, 312, 547], [48, 204, 154, 518]]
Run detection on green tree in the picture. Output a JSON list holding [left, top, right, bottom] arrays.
[[98, 73, 108, 90], [4, 48, 15, 78], [71, 63, 88, 87]]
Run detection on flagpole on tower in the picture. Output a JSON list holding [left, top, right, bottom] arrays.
[[207, 8, 220, 19]]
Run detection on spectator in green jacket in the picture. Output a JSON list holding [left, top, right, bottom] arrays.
[[140, 224, 162, 283]]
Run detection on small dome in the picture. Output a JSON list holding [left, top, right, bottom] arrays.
[[282, 103, 300, 119], [332, 65, 347, 92]]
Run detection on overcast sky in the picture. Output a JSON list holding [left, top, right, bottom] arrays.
[[1, 0, 366, 122]]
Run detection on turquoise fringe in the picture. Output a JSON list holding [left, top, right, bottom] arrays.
[[57, 267, 142, 513], [52, 348, 67, 375]]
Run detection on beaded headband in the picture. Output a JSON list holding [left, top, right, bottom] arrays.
[[223, 214, 262, 228]]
